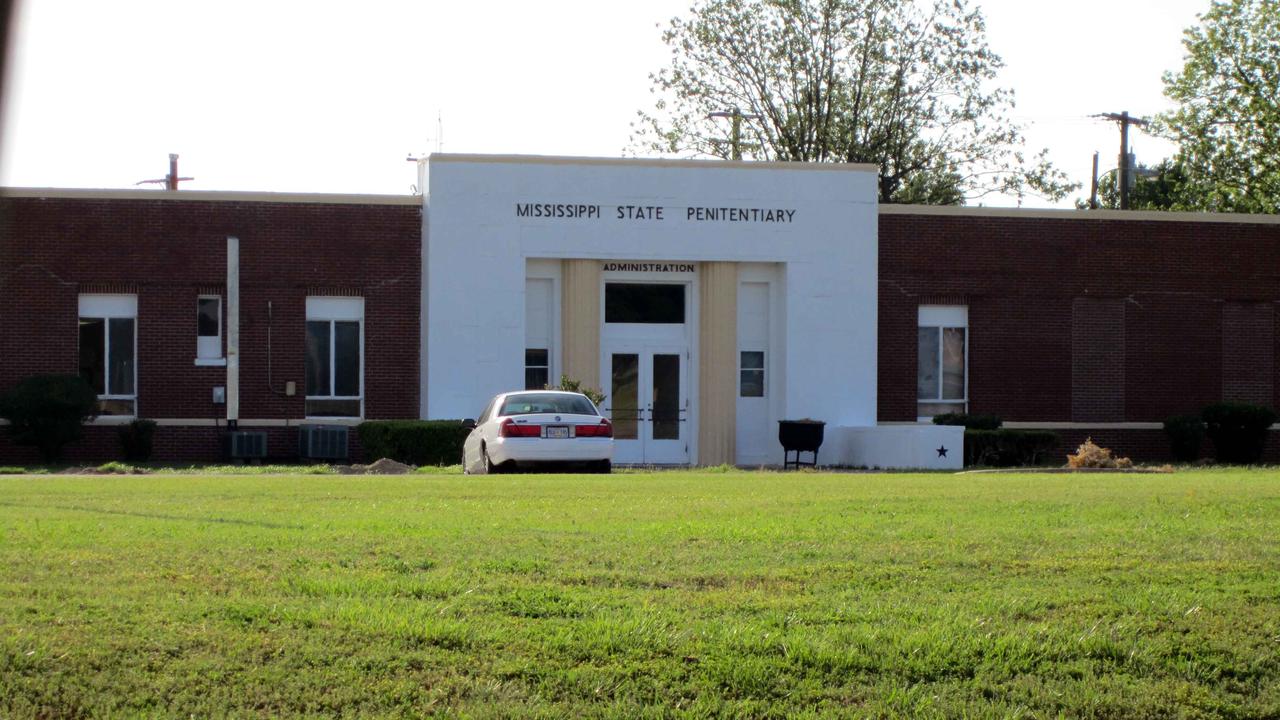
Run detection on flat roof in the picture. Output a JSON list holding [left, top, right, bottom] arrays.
[[0, 187, 421, 205], [881, 203, 1280, 226], [429, 152, 880, 174]]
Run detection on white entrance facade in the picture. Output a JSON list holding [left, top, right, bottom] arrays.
[[420, 154, 963, 468]]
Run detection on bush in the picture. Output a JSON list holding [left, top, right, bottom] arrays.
[[356, 420, 470, 467], [549, 375, 606, 406], [0, 374, 97, 463], [1066, 437, 1133, 469], [933, 413, 1002, 430], [964, 429, 1058, 467], [1163, 415, 1205, 462], [1201, 403, 1278, 464], [118, 419, 158, 462]]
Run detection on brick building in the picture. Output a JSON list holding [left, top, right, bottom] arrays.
[[1, 155, 1277, 465], [0, 189, 421, 463]]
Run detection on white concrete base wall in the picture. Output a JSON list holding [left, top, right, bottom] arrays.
[[823, 425, 964, 470]]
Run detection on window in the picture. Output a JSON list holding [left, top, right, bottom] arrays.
[[79, 294, 137, 416], [196, 296, 223, 361], [740, 351, 765, 397], [500, 392, 598, 416], [917, 305, 967, 418], [605, 283, 685, 324], [525, 348, 549, 390], [305, 297, 363, 417]]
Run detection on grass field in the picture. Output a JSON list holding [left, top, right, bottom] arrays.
[[1, 469, 1278, 718]]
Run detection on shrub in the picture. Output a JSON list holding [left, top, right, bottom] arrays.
[[964, 429, 1058, 467], [0, 374, 98, 463], [1163, 415, 1205, 462], [932, 413, 1002, 430], [356, 420, 470, 467], [548, 375, 606, 407], [1201, 403, 1278, 464], [118, 419, 158, 462], [1066, 437, 1133, 469]]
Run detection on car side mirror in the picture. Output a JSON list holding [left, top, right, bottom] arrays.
[[462, 419, 477, 430]]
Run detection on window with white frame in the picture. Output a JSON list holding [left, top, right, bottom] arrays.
[[739, 351, 765, 397], [917, 305, 967, 418], [79, 294, 137, 416], [525, 349, 550, 390], [305, 297, 363, 417], [196, 296, 223, 361]]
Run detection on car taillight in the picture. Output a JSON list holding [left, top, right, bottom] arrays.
[[500, 419, 540, 438], [576, 418, 612, 438]]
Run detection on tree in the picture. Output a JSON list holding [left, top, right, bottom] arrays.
[[1079, 159, 1193, 211], [631, 0, 1076, 204], [1157, 0, 1280, 213], [0, 374, 98, 463]]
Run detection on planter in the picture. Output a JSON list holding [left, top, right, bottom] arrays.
[[778, 419, 825, 469]]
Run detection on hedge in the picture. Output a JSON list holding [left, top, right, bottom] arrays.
[[0, 374, 98, 463], [1162, 415, 1205, 462], [356, 420, 470, 467], [964, 429, 1059, 467], [1201, 403, 1277, 464]]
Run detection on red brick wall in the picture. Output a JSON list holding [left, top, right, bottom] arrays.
[[879, 211, 1280, 461], [1222, 302, 1274, 405], [1071, 297, 1125, 422], [0, 193, 420, 463]]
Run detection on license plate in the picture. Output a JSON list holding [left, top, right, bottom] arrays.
[[545, 426, 569, 439]]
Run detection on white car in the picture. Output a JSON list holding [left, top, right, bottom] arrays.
[[461, 390, 613, 474]]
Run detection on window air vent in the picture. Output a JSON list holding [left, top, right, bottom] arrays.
[[225, 431, 268, 459], [299, 424, 349, 460]]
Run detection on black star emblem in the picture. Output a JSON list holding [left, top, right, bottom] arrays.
[[936, 446, 948, 458]]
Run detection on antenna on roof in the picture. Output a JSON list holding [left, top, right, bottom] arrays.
[[406, 112, 444, 195], [136, 153, 193, 190]]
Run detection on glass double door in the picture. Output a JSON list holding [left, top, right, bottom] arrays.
[[606, 348, 689, 464]]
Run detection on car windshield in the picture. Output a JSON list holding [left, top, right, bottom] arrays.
[[500, 393, 597, 417]]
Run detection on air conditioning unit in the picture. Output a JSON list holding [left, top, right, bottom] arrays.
[[299, 424, 349, 460], [225, 431, 268, 460]]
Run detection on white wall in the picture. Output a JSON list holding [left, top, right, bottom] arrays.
[[423, 155, 879, 427], [824, 424, 965, 470]]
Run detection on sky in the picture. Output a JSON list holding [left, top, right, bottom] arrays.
[[0, 0, 1209, 207]]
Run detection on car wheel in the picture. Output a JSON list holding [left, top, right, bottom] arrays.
[[483, 445, 500, 475]]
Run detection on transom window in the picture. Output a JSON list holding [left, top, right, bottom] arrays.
[[917, 305, 967, 419], [79, 294, 137, 416], [605, 283, 686, 324], [305, 297, 363, 418]]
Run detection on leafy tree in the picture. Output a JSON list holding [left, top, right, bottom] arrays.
[[1156, 0, 1280, 213], [1078, 159, 1193, 211], [0, 374, 98, 463], [632, 0, 1076, 204]]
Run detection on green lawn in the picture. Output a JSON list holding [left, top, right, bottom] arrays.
[[1, 469, 1278, 718]]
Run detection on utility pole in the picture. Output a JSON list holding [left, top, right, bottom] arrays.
[[1088, 152, 1100, 209], [1092, 111, 1150, 210], [136, 153, 193, 190], [708, 107, 762, 160]]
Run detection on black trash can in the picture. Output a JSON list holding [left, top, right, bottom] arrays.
[[778, 419, 825, 469]]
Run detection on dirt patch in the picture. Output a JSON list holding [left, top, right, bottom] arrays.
[[332, 458, 416, 475]]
